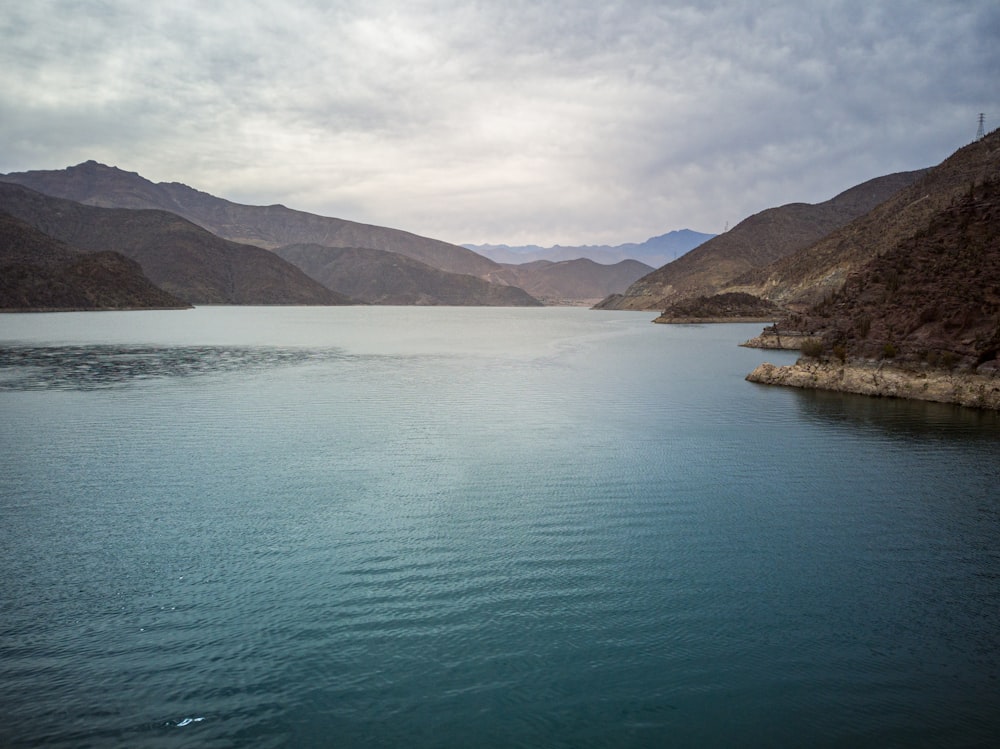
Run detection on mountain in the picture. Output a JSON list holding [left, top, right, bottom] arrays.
[[771, 171, 1000, 368], [746, 167, 1000, 409], [741, 130, 1000, 409], [273, 244, 542, 306], [0, 161, 500, 277], [466, 229, 714, 267], [0, 183, 351, 306], [596, 170, 929, 310], [485, 258, 654, 303], [0, 211, 189, 311], [724, 131, 1000, 309], [652, 292, 784, 324]]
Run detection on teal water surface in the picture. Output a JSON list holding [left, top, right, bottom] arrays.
[[1, 306, 998, 748]]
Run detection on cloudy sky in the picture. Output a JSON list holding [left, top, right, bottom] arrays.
[[2, 1, 997, 246]]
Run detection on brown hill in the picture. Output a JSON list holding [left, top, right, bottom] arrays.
[[784, 175, 1000, 370], [0, 211, 190, 311], [487, 258, 654, 303], [652, 292, 784, 324], [595, 169, 928, 310], [273, 244, 542, 306], [0, 184, 351, 306], [725, 130, 1000, 308], [0, 161, 500, 277]]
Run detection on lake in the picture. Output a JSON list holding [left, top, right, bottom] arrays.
[[1, 306, 998, 748]]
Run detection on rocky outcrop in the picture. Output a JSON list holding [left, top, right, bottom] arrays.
[[652, 292, 784, 324], [747, 359, 1000, 410], [742, 138, 1000, 409], [739, 331, 813, 350], [743, 171, 1000, 369]]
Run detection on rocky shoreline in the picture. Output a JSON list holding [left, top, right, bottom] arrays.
[[653, 315, 777, 324], [738, 331, 810, 349], [746, 359, 1000, 410]]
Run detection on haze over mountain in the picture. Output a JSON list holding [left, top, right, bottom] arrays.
[[0, 211, 189, 311], [597, 169, 928, 310], [273, 244, 541, 306], [0, 183, 351, 306], [466, 229, 714, 267]]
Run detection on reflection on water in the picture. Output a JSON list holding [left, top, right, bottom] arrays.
[[0, 344, 342, 391], [792, 386, 1000, 440]]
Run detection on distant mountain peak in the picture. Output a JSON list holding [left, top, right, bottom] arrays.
[[466, 230, 715, 267]]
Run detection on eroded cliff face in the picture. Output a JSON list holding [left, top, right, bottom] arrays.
[[746, 360, 1000, 410]]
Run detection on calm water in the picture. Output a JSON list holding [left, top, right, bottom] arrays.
[[1, 306, 998, 748]]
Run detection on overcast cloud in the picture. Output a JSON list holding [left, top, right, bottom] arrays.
[[2, 1, 997, 245]]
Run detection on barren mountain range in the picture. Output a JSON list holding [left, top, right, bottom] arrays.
[[0, 161, 648, 305], [0, 183, 350, 306], [596, 169, 929, 310], [0, 161, 495, 277], [725, 132, 1000, 309]]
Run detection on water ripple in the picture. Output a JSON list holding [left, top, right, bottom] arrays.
[[0, 344, 343, 390]]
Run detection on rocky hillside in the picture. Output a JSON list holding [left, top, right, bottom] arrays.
[[0, 161, 499, 277], [273, 244, 542, 306], [0, 212, 189, 311], [781, 175, 1000, 370], [0, 183, 351, 306], [487, 258, 654, 304], [652, 292, 784, 324], [595, 169, 927, 310], [725, 130, 1000, 308]]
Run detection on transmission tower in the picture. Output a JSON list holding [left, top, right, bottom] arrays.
[[977, 113, 986, 140]]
